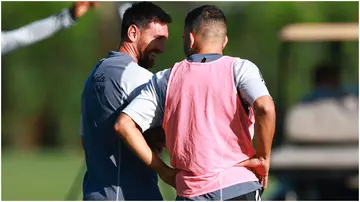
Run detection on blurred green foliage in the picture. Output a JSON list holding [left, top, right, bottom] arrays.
[[2, 1, 358, 149], [1, 1, 358, 201]]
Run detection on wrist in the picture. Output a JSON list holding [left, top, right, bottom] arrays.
[[256, 153, 270, 161], [150, 152, 167, 173], [69, 6, 78, 21]]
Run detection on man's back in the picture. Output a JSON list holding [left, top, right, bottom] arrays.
[[163, 55, 258, 197], [81, 51, 162, 200]]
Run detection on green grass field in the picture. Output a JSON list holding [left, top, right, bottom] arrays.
[[2, 150, 277, 200]]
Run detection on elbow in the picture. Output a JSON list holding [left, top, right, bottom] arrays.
[[261, 103, 276, 116], [114, 113, 132, 139], [114, 120, 124, 136], [253, 96, 276, 116], [114, 120, 125, 138]]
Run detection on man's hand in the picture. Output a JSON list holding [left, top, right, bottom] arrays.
[[143, 126, 166, 155], [156, 162, 179, 188], [71, 2, 99, 19], [115, 113, 178, 188], [143, 127, 177, 187], [243, 95, 275, 189], [237, 157, 270, 189]]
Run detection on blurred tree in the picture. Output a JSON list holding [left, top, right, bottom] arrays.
[[1, 1, 358, 151]]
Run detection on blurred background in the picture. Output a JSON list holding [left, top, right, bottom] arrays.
[[1, 1, 359, 201]]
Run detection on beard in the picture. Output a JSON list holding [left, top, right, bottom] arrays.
[[138, 53, 155, 69]]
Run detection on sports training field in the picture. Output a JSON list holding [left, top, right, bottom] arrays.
[[2, 150, 277, 200]]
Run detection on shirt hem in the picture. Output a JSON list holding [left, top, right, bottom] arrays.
[[176, 178, 259, 198]]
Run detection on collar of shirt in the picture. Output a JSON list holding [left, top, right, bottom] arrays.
[[107, 51, 136, 62], [187, 53, 222, 63]]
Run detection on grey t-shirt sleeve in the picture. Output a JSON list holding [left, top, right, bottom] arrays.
[[122, 68, 170, 132], [122, 62, 154, 103], [80, 59, 153, 136], [2, 8, 75, 55], [233, 58, 271, 106]]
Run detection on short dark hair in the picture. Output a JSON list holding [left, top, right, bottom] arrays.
[[184, 5, 227, 33], [121, 2, 172, 40]]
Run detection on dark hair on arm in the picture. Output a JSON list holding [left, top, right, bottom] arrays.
[[184, 5, 227, 33], [121, 2, 172, 40]]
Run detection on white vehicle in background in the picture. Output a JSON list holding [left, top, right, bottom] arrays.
[[270, 23, 359, 200]]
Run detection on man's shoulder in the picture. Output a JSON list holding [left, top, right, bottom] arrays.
[[97, 53, 153, 80], [227, 56, 257, 67], [121, 63, 153, 87], [127, 62, 153, 77], [150, 68, 172, 91], [154, 68, 171, 80], [99, 52, 134, 70]]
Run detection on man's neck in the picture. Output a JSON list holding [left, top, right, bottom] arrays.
[[196, 46, 223, 55], [119, 42, 139, 63]]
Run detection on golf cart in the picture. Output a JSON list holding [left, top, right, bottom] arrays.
[[270, 23, 359, 200]]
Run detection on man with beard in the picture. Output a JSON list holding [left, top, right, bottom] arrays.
[[80, 2, 172, 200], [114, 4, 276, 201]]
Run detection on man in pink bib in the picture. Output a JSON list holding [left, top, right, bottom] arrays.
[[115, 5, 276, 201]]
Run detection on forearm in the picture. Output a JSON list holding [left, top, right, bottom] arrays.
[[254, 96, 276, 160], [115, 113, 166, 172], [2, 9, 75, 54]]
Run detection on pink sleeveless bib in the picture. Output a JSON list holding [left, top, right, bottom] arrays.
[[163, 56, 258, 197]]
